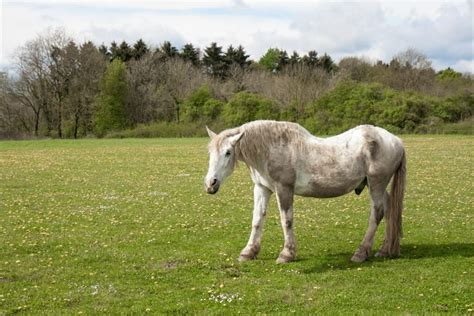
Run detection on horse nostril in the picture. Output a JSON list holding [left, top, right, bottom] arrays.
[[211, 178, 217, 186]]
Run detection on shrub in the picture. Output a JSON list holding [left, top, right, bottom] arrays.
[[105, 122, 209, 138], [305, 80, 473, 134], [181, 85, 224, 122], [223, 92, 279, 126], [181, 85, 212, 122]]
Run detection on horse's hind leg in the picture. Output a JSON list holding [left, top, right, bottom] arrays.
[[351, 178, 389, 263], [275, 185, 296, 264], [375, 193, 392, 258], [239, 184, 272, 261]]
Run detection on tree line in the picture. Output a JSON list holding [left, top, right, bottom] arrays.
[[0, 29, 472, 139]]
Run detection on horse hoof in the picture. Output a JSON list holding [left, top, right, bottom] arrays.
[[238, 253, 256, 262], [375, 250, 388, 258], [350, 253, 367, 263], [351, 247, 369, 263], [276, 254, 294, 264]]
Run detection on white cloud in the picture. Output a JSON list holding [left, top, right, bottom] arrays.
[[435, 59, 474, 74], [4, 0, 237, 10], [242, 1, 473, 71], [1, 0, 473, 73]]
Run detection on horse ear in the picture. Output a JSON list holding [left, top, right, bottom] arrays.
[[229, 131, 244, 146], [206, 126, 217, 139]]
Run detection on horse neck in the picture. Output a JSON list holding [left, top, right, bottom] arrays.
[[234, 133, 269, 170], [234, 140, 256, 168]]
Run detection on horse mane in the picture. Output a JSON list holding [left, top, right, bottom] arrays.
[[214, 120, 312, 168]]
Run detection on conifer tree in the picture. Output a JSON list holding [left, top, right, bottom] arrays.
[[132, 39, 149, 60], [117, 41, 132, 62], [289, 51, 300, 65], [203, 42, 226, 78], [302, 50, 319, 67], [109, 41, 119, 60], [278, 50, 289, 69], [180, 43, 200, 66], [234, 45, 250, 67], [318, 53, 336, 73], [160, 41, 178, 58]]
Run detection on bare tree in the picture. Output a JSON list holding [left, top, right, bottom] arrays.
[[127, 55, 207, 124], [277, 64, 331, 118], [126, 52, 171, 123], [384, 49, 436, 92], [14, 37, 50, 135], [162, 58, 207, 122], [0, 71, 39, 138], [8, 72, 43, 136], [47, 33, 76, 138], [239, 64, 332, 120], [12, 28, 72, 137], [338, 57, 373, 82], [393, 48, 432, 70], [65, 41, 106, 138]]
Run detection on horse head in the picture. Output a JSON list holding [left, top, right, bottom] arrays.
[[204, 126, 244, 194]]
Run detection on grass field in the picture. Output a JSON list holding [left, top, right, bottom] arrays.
[[0, 136, 473, 314]]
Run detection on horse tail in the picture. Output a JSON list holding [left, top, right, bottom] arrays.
[[386, 149, 406, 256]]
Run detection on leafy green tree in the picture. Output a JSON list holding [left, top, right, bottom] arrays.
[[259, 48, 281, 72], [258, 48, 291, 72], [437, 67, 462, 80], [181, 85, 223, 122], [434, 92, 473, 122], [203, 98, 224, 120], [94, 59, 129, 136], [181, 85, 212, 121]]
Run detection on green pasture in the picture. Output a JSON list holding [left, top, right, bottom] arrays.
[[0, 136, 472, 314]]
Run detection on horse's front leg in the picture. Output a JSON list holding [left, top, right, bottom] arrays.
[[275, 185, 296, 264], [239, 184, 271, 261]]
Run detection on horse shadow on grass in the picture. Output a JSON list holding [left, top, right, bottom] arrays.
[[300, 243, 474, 274]]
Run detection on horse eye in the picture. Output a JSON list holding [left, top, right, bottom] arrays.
[[225, 150, 231, 157]]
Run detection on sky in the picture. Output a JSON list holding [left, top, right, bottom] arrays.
[[1, 0, 473, 73]]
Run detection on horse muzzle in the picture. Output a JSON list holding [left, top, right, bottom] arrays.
[[205, 178, 220, 194]]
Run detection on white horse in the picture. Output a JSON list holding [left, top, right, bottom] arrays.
[[204, 120, 406, 263]]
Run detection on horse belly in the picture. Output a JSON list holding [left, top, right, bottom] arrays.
[[294, 173, 363, 198]]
